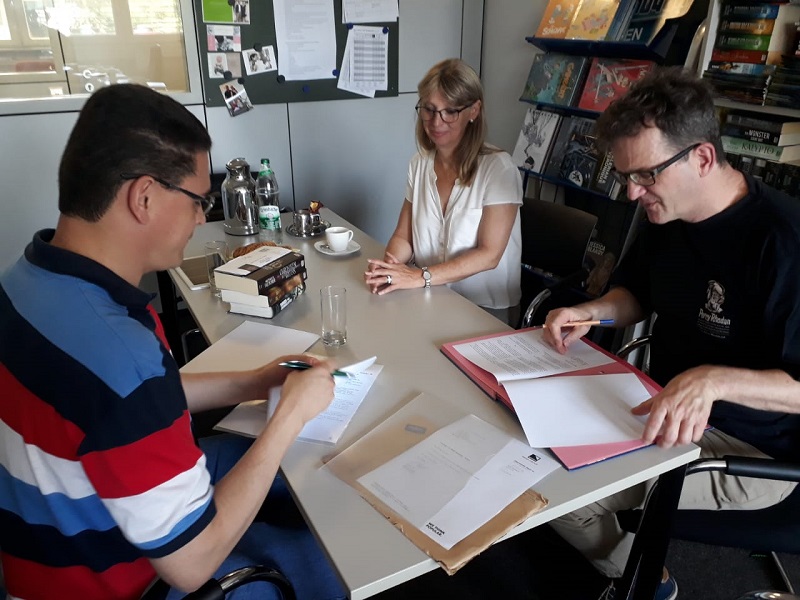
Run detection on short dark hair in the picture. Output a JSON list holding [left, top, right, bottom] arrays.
[[58, 84, 212, 221], [594, 67, 725, 163]]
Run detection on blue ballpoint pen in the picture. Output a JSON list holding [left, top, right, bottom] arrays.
[[278, 360, 350, 377]]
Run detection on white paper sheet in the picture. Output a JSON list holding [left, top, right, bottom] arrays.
[[273, 0, 337, 81], [179, 321, 319, 374], [215, 362, 383, 445], [349, 26, 388, 90], [453, 328, 614, 382], [342, 0, 398, 23], [357, 415, 559, 550], [504, 373, 651, 447], [337, 28, 376, 97]]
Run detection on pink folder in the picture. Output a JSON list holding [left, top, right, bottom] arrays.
[[440, 327, 661, 470]]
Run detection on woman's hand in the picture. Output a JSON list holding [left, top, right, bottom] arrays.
[[365, 251, 409, 294]]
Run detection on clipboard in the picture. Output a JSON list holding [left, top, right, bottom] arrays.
[[440, 327, 662, 470], [325, 392, 548, 575]]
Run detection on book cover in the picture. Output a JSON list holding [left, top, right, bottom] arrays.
[[722, 135, 800, 163], [511, 108, 563, 174], [520, 53, 587, 106], [721, 122, 800, 146], [718, 18, 775, 35], [725, 110, 800, 135], [620, 0, 694, 44], [711, 48, 768, 64], [605, 0, 637, 40], [591, 150, 617, 196], [576, 57, 655, 112], [543, 115, 597, 179], [221, 272, 307, 307], [536, 0, 583, 38], [716, 33, 772, 52], [721, 3, 780, 20], [565, 0, 620, 40], [559, 129, 601, 188], [214, 246, 306, 295], [228, 293, 297, 319]]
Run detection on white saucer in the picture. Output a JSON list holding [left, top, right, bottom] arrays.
[[314, 240, 361, 256]]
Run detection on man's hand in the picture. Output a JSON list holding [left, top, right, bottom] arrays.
[[542, 306, 594, 354], [272, 361, 337, 427], [633, 366, 720, 448]]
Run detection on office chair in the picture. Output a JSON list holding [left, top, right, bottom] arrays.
[[615, 341, 800, 598], [518, 198, 598, 328], [142, 565, 296, 600]]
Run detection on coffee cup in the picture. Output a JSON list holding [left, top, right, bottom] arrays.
[[325, 227, 353, 253], [293, 209, 321, 235]]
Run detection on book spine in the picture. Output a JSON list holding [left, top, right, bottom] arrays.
[[716, 33, 772, 52], [229, 293, 295, 319], [725, 112, 784, 133], [718, 18, 775, 35], [721, 3, 780, 20], [590, 150, 616, 195], [721, 122, 780, 145], [721, 135, 788, 161], [711, 48, 768, 64], [254, 257, 306, 293], [707, 61, 774, 76]]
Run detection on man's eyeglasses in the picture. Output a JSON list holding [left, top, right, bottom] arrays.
[[415, 103, 474, 124], [611, 143, 701, 187], [120, 173, 216, 215]]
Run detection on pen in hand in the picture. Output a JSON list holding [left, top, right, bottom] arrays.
[[543, 319, 615, 328], [279, 360, 349, 378]]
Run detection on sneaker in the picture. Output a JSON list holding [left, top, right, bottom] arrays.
[[596, 575, 678, 600]]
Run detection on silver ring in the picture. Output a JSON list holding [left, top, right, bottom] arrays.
[[386, 274, 392, 285]]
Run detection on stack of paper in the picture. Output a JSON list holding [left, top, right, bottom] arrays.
[[338, 25, 388, 97]]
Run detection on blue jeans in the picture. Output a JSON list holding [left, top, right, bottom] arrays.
[[166, 435, 346, 600]]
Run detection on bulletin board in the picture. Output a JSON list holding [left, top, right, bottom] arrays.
[[195, 0, 399, 108]]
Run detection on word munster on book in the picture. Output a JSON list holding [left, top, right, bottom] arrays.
[[214, 245, 305, 295]]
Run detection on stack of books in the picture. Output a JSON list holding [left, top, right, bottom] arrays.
[[766, 54, 800, 108], [721, 109, 800, 198], [214, 245, 307, 318], [534, 0, 694, 45]]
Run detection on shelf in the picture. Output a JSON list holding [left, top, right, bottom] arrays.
[[520, 98, 600, 120], [714, 98, 800, 120], [519, 168, 620, 202]]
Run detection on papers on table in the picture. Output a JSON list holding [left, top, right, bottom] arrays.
[[337, 25, 388, 97], [273, 0, 337, 81], [452, 328, 614, 381], [215, 360, 383, 445], [505, 373, 650, 447], [356, 414, 558, 550], [179, 321, 319, 374]]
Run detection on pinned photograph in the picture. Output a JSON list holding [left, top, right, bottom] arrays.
[[201, 0, 235, 23], [206, 25, 241, 53], [208, 53, 228, 79], [242, 46, 277, 76], [232, 0, 250, 24], [220, 81, 253, 117]]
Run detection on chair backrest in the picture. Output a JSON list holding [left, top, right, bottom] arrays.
[[520, 198, 597, 278]]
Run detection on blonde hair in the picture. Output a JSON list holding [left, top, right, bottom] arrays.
[[415, 58, 495, 186]]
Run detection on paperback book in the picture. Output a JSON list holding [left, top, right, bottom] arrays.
[[721, 122, 800, 146], [710, 48, 769, 64], [214, 245, 305, 295], [576, 57, 655, 112], [725, 110, 800, 135], [520, 53, 588, 107], [220, 272, 307, 307], [720, 3, 780, 20], [543, 115, 597, 180], [228, 293, 298, 319], [510, 108, 563, 174], [722, 135, 800, 163], [535, 0, 583, 38], [620, 0, 694, 44], [565, 0, 620, 40]]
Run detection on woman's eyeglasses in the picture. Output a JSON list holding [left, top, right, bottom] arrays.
[[415, 103, 474, 124]]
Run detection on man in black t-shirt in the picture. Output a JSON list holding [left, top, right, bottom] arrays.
[[542, 67, 800, 600]]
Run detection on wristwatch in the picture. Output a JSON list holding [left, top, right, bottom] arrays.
[[421, 266, 432, 289]]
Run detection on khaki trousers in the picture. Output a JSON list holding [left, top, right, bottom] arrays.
[[549, 429, 798, 578]]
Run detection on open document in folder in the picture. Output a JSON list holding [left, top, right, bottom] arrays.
[[440, 328, 662, 470]]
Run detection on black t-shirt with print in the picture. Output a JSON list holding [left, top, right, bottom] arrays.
[[613, 174, 800, 460]]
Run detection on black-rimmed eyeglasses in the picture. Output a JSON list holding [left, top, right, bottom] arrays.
[[415, 103, 474, 124], [611, 143, 702, 187], [120, 173, 216, 215]]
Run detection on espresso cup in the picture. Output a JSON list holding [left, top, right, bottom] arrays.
[[293, 209, 321, 235], [325, 227, 353, 253]]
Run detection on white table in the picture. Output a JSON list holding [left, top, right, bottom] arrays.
[[170, 209, 699, 599]]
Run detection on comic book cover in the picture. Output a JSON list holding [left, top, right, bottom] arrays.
[[536, 0, 583, 38], [511, 108, 563, 174], [542, 116, 598, 186], [520, 53, 587, 106], [565, 0, 621, 40], [576, 57, 655, 112], [620, 0, 694, 44]]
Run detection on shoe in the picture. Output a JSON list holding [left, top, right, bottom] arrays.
[[596, 575, 678, 600]]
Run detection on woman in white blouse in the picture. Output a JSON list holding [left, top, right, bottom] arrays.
[[364, 58, 523, 325]]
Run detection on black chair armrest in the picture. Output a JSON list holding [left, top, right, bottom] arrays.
[[142, 565, 295, 600]]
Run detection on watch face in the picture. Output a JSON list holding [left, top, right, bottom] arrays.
[[423, 270, 431, 281]]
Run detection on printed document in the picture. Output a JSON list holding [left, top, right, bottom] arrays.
[[453, 328, 614, 381], [505, 373, 651, 447], [338, 26, 387, 96], [342, 0, 398, 23], [273, 0, 337, 80], [215, 361, 382, 444], [357, 414, 559, 550]]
